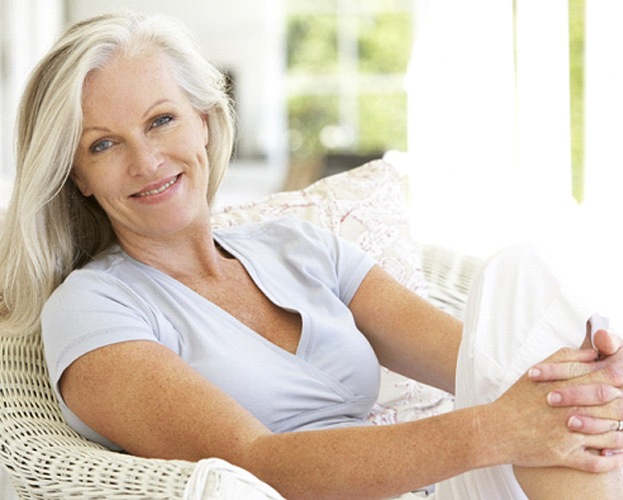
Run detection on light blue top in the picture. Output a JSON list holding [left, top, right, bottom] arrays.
[[42, 218, 380, 450]]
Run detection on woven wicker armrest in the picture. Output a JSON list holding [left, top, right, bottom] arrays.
[[0, 332, 198, 498], [0, 332, 285, 499]]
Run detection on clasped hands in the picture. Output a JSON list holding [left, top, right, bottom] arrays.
[[528, 325, 623, 457]]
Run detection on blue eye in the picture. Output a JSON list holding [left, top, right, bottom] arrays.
[[90, 139, 113, 154], [152, 114, 173, 128]]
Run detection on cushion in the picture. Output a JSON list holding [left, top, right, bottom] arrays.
[[212, 159, 453, 424], [212, 159, 428, 297]]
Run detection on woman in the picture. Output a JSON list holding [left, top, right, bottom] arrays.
[[1, 12, 622, 499]]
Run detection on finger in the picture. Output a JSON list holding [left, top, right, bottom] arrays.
[[529, 354, 599, 382], [593, 329, 623, 358], [601, 449, 623, 457], [568, 415, 623, 435], [561, 432, 623, 473], [574, 451, 623, 473], [547, 347, 600, 364], [566, 445, 623, 473], [547, 383, 623, 407], [577, 430, 623, 461]]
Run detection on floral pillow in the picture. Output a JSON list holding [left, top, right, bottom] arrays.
[[212, 159, 428, 297], [211, 159, 453, 425]]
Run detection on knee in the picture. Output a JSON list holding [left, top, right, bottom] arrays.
[[475, 243, 563, 305]]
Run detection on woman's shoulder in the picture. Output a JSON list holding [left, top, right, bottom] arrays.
[[45, 245, 144, 312]]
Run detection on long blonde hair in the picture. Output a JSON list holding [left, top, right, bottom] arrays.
[[0, 12, 235, 337]]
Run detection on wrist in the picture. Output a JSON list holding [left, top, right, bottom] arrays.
[[465, 402, 515, 468]]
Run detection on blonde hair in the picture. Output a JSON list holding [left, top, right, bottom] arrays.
[[0, 12, 235, 337]]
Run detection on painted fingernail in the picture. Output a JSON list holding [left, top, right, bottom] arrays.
[[528, 367, 542, 378], [568, 416, 583, 429], [548, 392, 562, 405]]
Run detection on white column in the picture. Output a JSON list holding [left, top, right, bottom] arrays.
[[514, 0, 572, 204], [407, 0, 516, 256], [584, 1, 623, 209], [406, 0, 574, 257]]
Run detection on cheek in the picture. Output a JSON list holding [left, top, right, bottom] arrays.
[[72, 159, 124, 200], [193, 118, 209, 150], [179, 124, 210, 163], [71, 165, 94, 197]]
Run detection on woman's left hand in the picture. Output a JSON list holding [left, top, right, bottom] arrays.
[[528, 329, 623, 444]]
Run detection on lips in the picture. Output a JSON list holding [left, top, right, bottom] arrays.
[[132, 174, 180, 198]]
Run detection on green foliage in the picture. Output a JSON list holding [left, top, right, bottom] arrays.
[[286, 7, 412, 160], [287, 15, 338, 73], [358, 93, 408, 153], [358, 13, 412, 73], [288, 94, 339, 158], [569, 0, 585, 202]]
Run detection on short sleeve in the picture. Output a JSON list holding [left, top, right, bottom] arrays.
[[299, 220, 377, 305], [41, 270, 165, 404]]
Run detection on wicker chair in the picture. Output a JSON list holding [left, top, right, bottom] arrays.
[[0, 331, 287, 499], [0, 161, 483, 498]]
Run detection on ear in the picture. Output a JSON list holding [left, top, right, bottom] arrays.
[[70, 169, 93, 197]]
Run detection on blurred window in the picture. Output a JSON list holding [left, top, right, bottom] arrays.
[[285, 0, 414, 161]]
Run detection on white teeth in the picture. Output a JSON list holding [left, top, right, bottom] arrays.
[[136, 176, 178, 197]]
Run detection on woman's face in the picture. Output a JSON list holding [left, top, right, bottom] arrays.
[[72, 48, 210, 245]]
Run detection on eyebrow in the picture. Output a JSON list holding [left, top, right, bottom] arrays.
[[81, 98, 176, 135], [82, 125, 112, 135], [142, 98, 175, 119]]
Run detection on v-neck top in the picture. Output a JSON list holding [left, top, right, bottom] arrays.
[[42, 218, 380, 450]]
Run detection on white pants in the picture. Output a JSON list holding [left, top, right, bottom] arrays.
[[435, 243, 621, 500]]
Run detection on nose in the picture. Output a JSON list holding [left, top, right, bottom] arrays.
[[127, 138, 162, 176]]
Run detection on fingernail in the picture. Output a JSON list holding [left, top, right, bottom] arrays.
[[528, 367, 542, 378], [548, 392, 562, 405], [568, 416, 583, 429]]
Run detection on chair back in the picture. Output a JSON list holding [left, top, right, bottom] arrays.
[[0, 332, 196, 498]]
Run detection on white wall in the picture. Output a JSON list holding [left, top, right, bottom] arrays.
[[407, 0, 576, 258], [0, 0, 65, 208], [65, 0, 287, 172]]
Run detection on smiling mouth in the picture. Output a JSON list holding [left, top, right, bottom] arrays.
[[133, 175, 180, 197]]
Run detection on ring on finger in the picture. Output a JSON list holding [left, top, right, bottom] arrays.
[[617, 420, 623, 432]]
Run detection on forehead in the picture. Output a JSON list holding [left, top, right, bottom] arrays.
[[81, 49, 186, 122]]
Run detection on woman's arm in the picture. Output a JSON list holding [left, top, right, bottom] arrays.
[[61, 339, 490, 499], [348, 264, 462, 394], [61, 338, 623, 499]]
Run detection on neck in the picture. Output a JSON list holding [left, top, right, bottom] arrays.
[[115, 217, 224, 280]]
